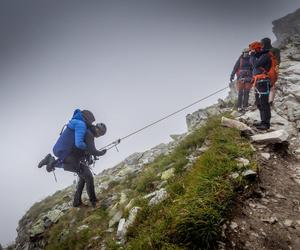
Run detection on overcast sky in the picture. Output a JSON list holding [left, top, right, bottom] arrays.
[[0, 0, 299, 246]]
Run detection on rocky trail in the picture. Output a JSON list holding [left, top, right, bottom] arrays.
[[222, 134, 300, 250]]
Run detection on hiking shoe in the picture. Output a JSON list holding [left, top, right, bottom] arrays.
[[38, 154, 53, 168], [46, 164, 55, 172], [73, 202, 89, 208], [253, 121, 262, 126], [256, 123, 270, 130]]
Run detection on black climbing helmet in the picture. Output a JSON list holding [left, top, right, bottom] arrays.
[[81, 110, 95, 125], [261, 37, 272, 50], [93, 123, 107, 137]]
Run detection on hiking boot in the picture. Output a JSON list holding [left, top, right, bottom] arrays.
[[73, 202, 89, 208], [253, 121, 262, 126], [46, 164, 55, 172], [256, 123, 270, 130], [91, 201, 97, 208], [38, 154, 54, 168]]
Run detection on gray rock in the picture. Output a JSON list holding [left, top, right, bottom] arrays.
[[124, 152, 144, 166], [242, 170, 257, 180], [283, 219, 293, 227], [144, 188, 169, 206], [29, 219, 44, 238], [116, 218, 126, 240], [44, 209, 63, 224], [261, 153, 271, 160], [230, 221, 238, 231], [186, 109, 208, 131], [116, 207, 141, 243], [109, 211, 123, 228], [262, 216, 278, 224], [221, 117, 254, 134], [251, 130, 289, 144]]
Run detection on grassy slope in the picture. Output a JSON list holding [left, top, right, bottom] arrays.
[[39, 115, 255, 250]]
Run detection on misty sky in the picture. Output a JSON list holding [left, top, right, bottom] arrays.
[[0, 0, 299, 246]]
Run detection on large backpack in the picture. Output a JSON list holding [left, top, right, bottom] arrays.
[[237, 55, 252, 82], [267, 51, 279, 86]]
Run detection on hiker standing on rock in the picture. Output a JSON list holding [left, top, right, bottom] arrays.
[[38, 109, 107, 208], [260, 37, 281, 105], [230, 48, 253, 111], [249, 41, 273, 130]]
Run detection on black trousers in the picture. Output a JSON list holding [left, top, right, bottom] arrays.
[[63, 154, 97, 206], [237, 81, 251, 109], [255, 80, 271, 126]]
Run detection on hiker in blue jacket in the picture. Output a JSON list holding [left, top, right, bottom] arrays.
[[38, 109, 107, 207]]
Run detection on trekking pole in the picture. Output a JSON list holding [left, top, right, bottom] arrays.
[[52, 170, 57, 182]]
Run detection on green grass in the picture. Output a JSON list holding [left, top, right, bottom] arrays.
[[124, 116, 254, 249]]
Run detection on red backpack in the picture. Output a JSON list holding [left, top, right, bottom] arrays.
[[268, 51, 279, 86]]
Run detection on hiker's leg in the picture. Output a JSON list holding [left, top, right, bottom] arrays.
[[63, 155, 82, 173], [73, 177, 85, 207], [257, 80, 271, 128], [261, 94, 271, 127], [79, 167, 96, 204], [236, 81, 243, 109], [255, 91, 263, 123], [243, 83, 251, 108]]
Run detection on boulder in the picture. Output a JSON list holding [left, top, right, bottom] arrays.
[[117, 207, 141, 243], [221, 117, 254, 134], [144, 188, 169, 206], [251, 130, 289, 144]]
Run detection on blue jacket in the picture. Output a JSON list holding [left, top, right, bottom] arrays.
[[53, 109, 87, 160]]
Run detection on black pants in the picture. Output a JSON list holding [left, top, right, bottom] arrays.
[[255, 80, 271, 126], [63, 155, 97, 206], [237, 81, 251, 109]]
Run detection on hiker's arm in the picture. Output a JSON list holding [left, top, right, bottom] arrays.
[[74, 122, 87, 150], [85, 131, 106, 156], [231, 56, 240, 77]]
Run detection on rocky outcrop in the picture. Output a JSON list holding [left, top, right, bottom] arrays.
[[272, 8, 300, 47]]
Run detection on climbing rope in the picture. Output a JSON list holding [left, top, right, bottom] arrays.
[[100, 85, 229, 151]]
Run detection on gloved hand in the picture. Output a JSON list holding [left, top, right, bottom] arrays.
[[99, 149, 107, 156], [230, 74, 234, 82]]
